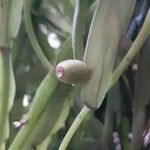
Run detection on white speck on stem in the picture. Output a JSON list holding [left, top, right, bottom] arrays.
[[144, 128, 150, 147], [115, 144, 121, 150], [128, 132, 133, 140], [12, 121, 21, 128], [113, 137, 120, 144], [20, 114, 27, 124], [113, 131, 119, 138]]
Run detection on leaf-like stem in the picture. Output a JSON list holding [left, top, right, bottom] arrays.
[[109, 8, 150, 87], [9, 37, 72, 150], [24, 0, 52, 70], [59, 8, 150, 150], [0, 1, 16, 149], [72, 0, 89, 59], [58, 106, 90, 150]]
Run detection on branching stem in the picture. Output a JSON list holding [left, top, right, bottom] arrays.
[[58, 8, 150, 150]]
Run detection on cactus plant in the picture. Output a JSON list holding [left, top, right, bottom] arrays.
[[0, 0, 150, 150]]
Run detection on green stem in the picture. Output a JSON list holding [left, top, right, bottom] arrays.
[[58, 8, 150, 150], [24, 0, 52, 70], [0, 0, 9, 46], [58, 106, 90, 150], [132, 36, 150, 150], [0, 1, 16, 149], [9, 37, 72, 150], [37, 97, 72, 150], [109, 8, 150, 87], [72, 0, 89, 59], [0, 48, 10, 150]]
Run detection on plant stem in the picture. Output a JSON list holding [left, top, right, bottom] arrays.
[[0, 0, 9, 46], [72, 0, 89, 59], [58, 8, 150, 150], [9, 37, 72, 150], [0, 48, 10, 150], [109, 8, 150, 87], [59, 106, 90, 150], [24, 0, 52, 70], [0, 1, 16, 149]]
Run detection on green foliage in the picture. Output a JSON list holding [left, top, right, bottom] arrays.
[[0, 0, 150, 150]]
